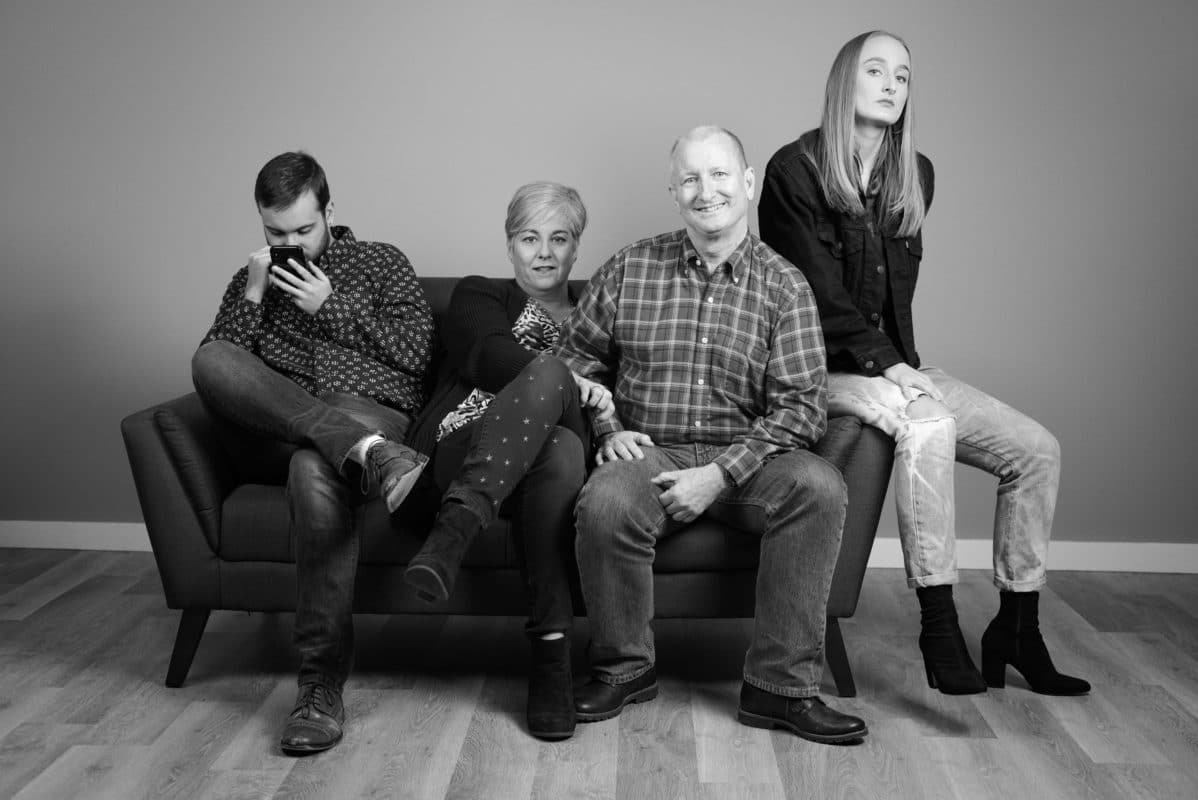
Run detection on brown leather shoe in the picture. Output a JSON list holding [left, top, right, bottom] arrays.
[[737, 682, 867, 744], [575, 668, 658, 722], [280, 682, 345, 755]]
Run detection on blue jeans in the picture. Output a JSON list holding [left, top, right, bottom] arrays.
[[574, 446, 846, 697], [192, 340, 412, 690], [827, 367, 1060, 591]]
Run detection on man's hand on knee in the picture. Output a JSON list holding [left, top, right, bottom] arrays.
[[651, 464, 728, 523]]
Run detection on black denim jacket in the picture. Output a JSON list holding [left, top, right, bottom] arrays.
[[758, 130, 934, 377]]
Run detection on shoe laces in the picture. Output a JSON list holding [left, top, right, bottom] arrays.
[[294, 683, 339, 719], [361, 440, 389, 494], [360, 440, 420, 494]]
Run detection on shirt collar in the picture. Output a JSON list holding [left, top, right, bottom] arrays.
[[680, 231, 752, 284], [322, 225, 355, 264]]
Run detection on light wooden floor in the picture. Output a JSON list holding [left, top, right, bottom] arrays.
[[1, 549, 1197, 799]]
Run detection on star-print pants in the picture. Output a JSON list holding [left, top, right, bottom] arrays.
[[432, 354, 591, 635]]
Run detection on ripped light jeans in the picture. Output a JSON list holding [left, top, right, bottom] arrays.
[[828, 367, 1060, 591]]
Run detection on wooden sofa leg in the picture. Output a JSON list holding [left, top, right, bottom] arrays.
[[165, 609, 211, 688], [825, 617, 856, 698]]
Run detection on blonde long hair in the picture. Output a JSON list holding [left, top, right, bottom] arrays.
[[807, 30, 926, 237]]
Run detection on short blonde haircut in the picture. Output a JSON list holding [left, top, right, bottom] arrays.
[[505, 182, 587, 241]]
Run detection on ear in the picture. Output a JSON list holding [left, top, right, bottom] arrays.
[[324, 200, 335, 225], [743, 167, 756, 201]]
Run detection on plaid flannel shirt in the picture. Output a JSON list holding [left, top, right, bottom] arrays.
[[555, 229, 827, 486]]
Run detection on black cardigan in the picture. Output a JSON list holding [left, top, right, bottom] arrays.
[[407, 276, 553, 456]]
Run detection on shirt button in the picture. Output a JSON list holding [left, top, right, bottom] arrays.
[[865, 360, 875, 369], [697, 378, 704, 385], [700, 337, 708, 344], [875, 265, 884, 274], [706, 296, 714, 303], [870, 312, 880, 322], [694, 420, 702, 427]]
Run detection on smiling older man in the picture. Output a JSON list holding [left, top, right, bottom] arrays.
[[554, 126, 867, 744]]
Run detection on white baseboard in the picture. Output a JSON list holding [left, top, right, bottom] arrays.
[[866, 537, 1198, 573], [1, 522, 1196, 573]]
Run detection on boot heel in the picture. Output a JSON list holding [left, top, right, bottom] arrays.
[[981, 653, 1007, 688]]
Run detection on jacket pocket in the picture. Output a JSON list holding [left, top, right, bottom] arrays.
[[816, 222, 843, 259], [904, 234, 923, 288]]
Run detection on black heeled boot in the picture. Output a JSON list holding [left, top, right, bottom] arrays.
[[527, 635, 576, 740], [916, 585, 987, 695], [403, 501, 483, 603], [981, 591, 1090, 695]]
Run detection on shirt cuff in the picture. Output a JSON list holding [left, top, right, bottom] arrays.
[[314, 292, 350, 335], [712, 444, 762, 488]]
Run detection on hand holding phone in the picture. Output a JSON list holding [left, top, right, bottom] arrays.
[[269, 245, 306, 276]]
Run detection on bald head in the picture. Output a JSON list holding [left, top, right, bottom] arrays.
[[669, 125, 748, 174]]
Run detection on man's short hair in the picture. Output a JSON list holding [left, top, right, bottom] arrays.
[[254, 151, 331, 212], [669, 125, 749, 172]]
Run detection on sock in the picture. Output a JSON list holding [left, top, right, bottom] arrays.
[[348, 434, 385, 466]]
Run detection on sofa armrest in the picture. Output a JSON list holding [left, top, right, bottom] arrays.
[[121, 392, 228, 609]]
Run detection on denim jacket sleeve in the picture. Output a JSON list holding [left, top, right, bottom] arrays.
[[758, 151, 903, 377]]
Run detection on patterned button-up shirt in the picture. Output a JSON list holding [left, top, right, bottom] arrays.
[[555, 229, 827, 486], [201, 226, 433, 412]]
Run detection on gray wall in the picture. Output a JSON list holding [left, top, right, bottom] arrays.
[[1, 0, 1195, 544]]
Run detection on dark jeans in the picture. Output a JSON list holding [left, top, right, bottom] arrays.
[[432, 355, 589, 635], [575, 446, 846, 696], [192, 340, 411, 690], [192, 340, 387, 472]]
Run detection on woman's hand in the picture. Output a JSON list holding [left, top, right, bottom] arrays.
[[595, 431, 655, 465], [882, 362, 942, 403], [574, 373, 615, 420]]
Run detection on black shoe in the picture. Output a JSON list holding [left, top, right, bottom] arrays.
[[737, 682, 867, 744], [574, 668, 659, 722], [981, 591, 1090, 695], [916, 585, 988, 695], [280, 682, 345, 756], [363, 440, 428, 512], [527, 636, 576, 740], [403, 502, 483, 603]]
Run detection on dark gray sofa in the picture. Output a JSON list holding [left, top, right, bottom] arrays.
[[120, 276, 894, 696]]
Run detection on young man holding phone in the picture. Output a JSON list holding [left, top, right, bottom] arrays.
[[191, 151, 434, 754]]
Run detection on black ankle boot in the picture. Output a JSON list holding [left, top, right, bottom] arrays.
[[981, 591, 1090, 695], [527, 635, 576, 740], [916, 585, 987, 695], [403, 502, 483, 603]]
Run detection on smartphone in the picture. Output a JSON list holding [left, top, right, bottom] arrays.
[[269, 245, 306, 275]]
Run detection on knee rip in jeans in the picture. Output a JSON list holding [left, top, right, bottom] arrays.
[[905, 395, 954, 424]]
